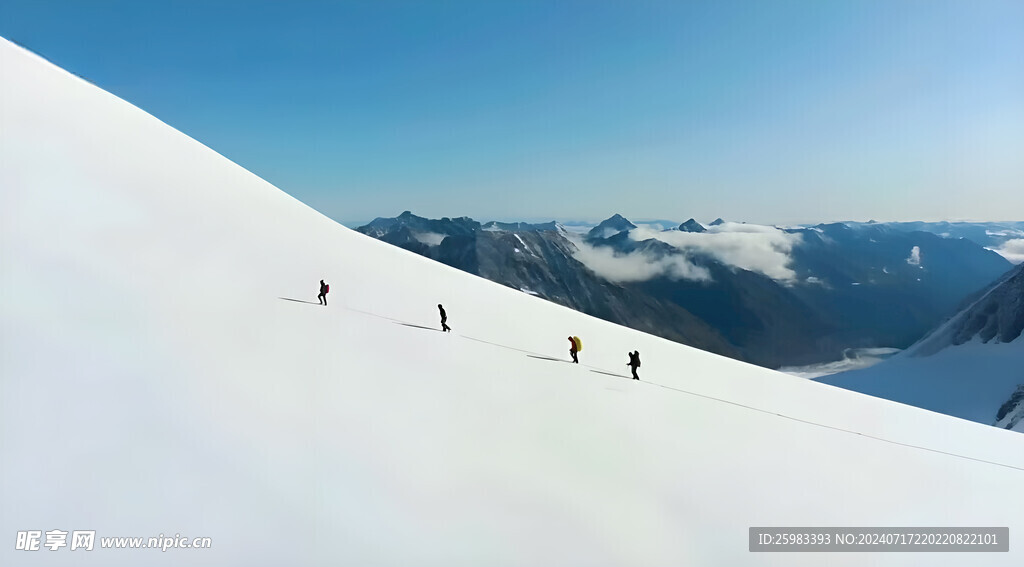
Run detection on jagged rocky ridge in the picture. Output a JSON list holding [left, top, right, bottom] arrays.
[[909, 262, 1024, 356], [357, 212, 1013, 368], [358, 212, 740, 359]]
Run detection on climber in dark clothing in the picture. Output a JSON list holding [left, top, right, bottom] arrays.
[[318, 280, 329, 306], [627, 350, 641, 380], [438, 304, 451, 332], [568, 336, 579, 364]]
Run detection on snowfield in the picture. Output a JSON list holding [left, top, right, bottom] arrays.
[[820, 340, 1024, 431], [820, 260, 1024, 432], [3, 37, 1024, 566]]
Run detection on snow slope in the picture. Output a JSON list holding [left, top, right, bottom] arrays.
[[820, 264, 1024, 431], [3, 38, 1024, 566], [821, 340, 1024, 428]]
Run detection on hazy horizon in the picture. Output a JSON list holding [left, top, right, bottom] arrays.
[[342, 211, 1024, 229]]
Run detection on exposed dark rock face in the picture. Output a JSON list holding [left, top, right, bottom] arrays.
[[995, 385, 1024, 430], [910, 262, 1024, 356], [678, 218, 706, 233]]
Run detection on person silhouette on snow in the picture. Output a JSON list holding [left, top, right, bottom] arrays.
[[318, 280, 329, 306], [438, 304, 451, 332], [627, 350, 641, 380], [568, 336, 579, 364]]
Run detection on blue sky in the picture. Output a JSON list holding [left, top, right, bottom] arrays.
[[2, 1, 1022, 225]]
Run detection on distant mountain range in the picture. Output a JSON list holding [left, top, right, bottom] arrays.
[[847, 220, 1024, 251], [357, 212, 1016, 368], [357, 212, 739, 358]]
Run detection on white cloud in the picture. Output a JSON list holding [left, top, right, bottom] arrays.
[[592, 226, 626, 239], [413, 231, 445, 246], [986, 229, 1024, 237], [779, 347, 902, 379], [989, 238, 1024, 264], [906, 245, 921, 266], [629, 223, 802, 281], [570, 238, 711, 283], [567, 222, 803, 283]]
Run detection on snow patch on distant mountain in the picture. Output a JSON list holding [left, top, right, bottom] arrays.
[[512, 233, 538, 257]]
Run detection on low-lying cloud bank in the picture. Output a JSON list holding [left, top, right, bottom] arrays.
[[413, 231, 446, 246], [989, 238, 1024, 264], [633, 223, 802, 281], [779, 347, 902, 379], [570, 239, 711, 283], [569, 222, 802, 283]]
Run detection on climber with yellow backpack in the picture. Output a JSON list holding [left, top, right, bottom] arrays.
[[568, 335, 582, 364]]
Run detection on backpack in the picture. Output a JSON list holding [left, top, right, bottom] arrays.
[[324, 284, 329, 293], [572, 336, 582, 352]]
